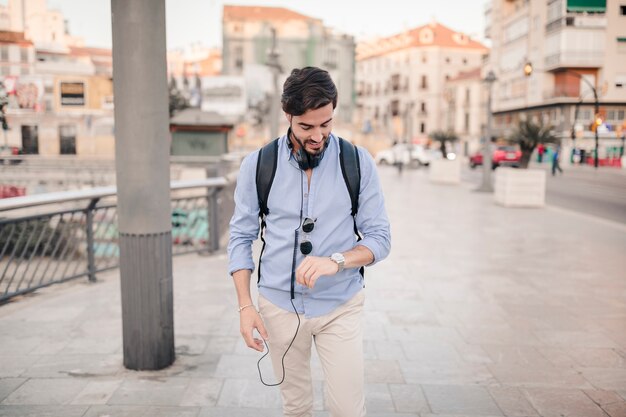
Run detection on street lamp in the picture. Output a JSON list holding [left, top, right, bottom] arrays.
[[476, 70, 497, 192], [523, 62, 600, 168], [266, 27, 282, 140]]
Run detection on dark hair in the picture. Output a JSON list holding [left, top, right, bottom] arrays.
[[281, 67, 338, 116]]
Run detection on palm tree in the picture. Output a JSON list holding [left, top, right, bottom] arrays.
[[509, 119, 559, 168], [430, 130, 459, 159]]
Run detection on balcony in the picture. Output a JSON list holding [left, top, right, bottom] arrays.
[[544, 50, 604, 71]]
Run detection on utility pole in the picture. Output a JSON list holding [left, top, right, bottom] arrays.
[[267, 28, 282, 140], [476, 71, 496, 193], [111, 0, 174, 370]]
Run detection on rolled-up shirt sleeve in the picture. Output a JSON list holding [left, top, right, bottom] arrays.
[[354, 148, 391, 265], [227, 152, 260, 275]]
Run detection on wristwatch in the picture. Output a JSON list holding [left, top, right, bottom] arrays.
[[330, 252, 345, 273]]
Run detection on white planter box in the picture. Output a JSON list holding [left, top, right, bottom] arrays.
[[495, 167, 546, 208], [428, 159, 460, 185]]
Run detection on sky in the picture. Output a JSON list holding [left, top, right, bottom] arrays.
[[29, 0, 491, 50]]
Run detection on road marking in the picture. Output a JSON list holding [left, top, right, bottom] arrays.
[[545, 204, 626, 233]]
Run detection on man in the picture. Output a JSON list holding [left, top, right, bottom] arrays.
[[228, 67, 390, 417]]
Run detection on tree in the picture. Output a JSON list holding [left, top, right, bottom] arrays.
[[430, 130, 459, 159], [509, 119, 559, 169]]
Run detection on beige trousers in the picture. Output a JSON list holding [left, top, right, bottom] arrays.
[[258, 291, 366, 417]]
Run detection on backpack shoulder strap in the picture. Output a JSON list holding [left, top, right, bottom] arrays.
[[256, 138, 280, 217], [338, 137, 361, 216]]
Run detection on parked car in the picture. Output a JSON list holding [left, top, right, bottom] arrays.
[[375, 143, 433, 167], [0, 145, 23, 165], [469, 146, 522, 169]]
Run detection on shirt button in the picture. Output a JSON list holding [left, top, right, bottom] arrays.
[[304, 193, 308, 197]]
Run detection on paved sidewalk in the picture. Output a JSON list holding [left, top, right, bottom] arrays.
[[1, 167, 625, 417]]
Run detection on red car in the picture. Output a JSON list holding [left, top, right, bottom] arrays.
[[469, 146, 522, 169]]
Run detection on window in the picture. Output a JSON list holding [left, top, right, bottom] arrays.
[[464, 113, 470, 132], [59, 125, 77, 154], [618, 110, 625, 120], [234, 46, 243, 71], [465, 88, 471, 103], [0, 46, 8, 61], [422, 55, 427, 64], [463, 58, 468, 65], [421, 75, 428, 89], [21, 125, 39, 154], [621, 5, 626, 15], [390, 100, 399, 117], [445, 57, 450, 64], [608, 110, 616, 120], [20, 48, 28, 62], [420, 102, 426, 112], [420, 123, 426, 134]]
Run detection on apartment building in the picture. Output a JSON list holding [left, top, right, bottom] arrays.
[[485, 0, 626, 160], [443, 68, 488, 156], [356, 21, 488, 144], [222, 5, 356, 122]]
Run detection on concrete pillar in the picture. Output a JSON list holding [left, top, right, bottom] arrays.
[[111, 0, 174, 370]]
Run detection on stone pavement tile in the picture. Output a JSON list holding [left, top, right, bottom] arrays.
[[21, 353, 123, 378], [179, 378, 222, 407], [204, 336, 238, 355], [372, 340, 408, 361], [0, 405, 88, 417], [364, 340, 377, 360], [567, 347, 626, 368], [0, 378, 26, 402], [386, 325, 466, 345], [523, 388, 607, 417], [1, 378, 88, 405], [364, 360, 405, 383], [483, 346, 555, 368], [457, 325, 543, 347], [107, 377, 190, 406], [62, 335, 120, 355], [216, 378, 281, 409], [398, 361, 496, 385], [364, 383, 395, 413], [0, 356, 39, 377], [535, 347, 579, 368], [487, 364, 593, 389], [213, 353, 265, 379], [388, 383, 430, 414], [83, 405, 200, 417], [584, 389, 626, 417], [198, 408, 281, 417], [533, 330, 619, 349], [364, 322, 388, 341], [487, 386, 539, 417], [70, 379, 123, 405], [421, 384, 503, 416], [159, 351, 220, 378], [577, 367, 626, 391], [452, 342, 493, 365], [401, 341, 463, 365], [175, 335, 210, 357]]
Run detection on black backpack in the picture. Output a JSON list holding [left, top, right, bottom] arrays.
[[255, 137, 363, 283]]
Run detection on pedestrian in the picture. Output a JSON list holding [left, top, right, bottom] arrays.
[[552, 145, 563, 176], [537, 143, 545, 163], [228, 66, 391, 417], [392, 140, 406, 175]]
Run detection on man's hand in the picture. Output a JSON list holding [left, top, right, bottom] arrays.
[[239, 307, 269, 352], [295, 256, 339, 289]]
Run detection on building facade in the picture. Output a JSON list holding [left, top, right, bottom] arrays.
[[443, 68, 488, 156], [356, 22, 488, 144], [222, 5, 356, 122], [485, 0, 626, 162]]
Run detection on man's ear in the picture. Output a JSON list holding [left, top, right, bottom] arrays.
[[284, 113, 292, 124]]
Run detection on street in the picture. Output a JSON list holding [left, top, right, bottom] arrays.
[[461, 161, 626, 225]]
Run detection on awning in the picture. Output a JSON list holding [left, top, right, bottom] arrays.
[[566, 0, 606, 12]]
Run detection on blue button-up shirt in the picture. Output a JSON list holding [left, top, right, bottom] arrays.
[[228, 133, 390, 318]]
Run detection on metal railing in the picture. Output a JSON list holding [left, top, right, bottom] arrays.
[[0, 178, 235, 302]]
